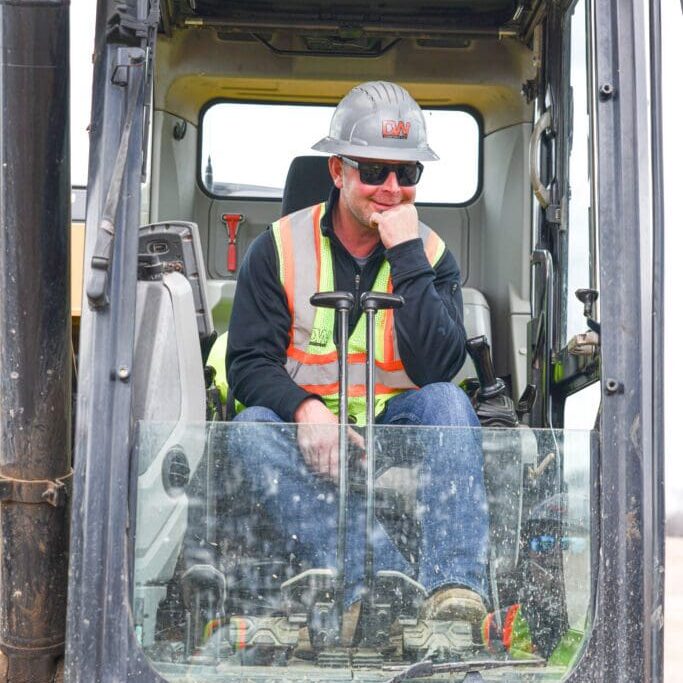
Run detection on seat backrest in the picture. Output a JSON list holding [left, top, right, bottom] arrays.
[[281, 155, 333, 216]]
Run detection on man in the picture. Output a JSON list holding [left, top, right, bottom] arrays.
[[226, 81, 489, 626]]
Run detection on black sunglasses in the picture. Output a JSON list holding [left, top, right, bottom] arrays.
[[339, 156, 424, 187]]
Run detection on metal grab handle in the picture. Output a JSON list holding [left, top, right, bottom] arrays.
[[530, 249, 555, 416], [529, 109, 553, 209], [531, 248, 553, 323], [86, 58, 146, 308]]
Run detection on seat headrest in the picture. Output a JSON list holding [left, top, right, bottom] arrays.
[[281, 156, 334, 217]]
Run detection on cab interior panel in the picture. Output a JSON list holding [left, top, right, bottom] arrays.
[[148, 27, 536, 400]]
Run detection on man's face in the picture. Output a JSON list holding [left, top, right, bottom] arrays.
[[329, 156, 417, 230]]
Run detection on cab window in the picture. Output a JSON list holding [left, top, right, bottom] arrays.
[[200, 101, 481, 204]]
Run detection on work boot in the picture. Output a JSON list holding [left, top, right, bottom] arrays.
[[421, 586, 486, 624]]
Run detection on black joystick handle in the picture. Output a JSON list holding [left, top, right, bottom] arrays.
[[311, 291, 355, 311], [466, 335, 506, 400], [360, 291, 404, 311], [575, 288, 598, 319]]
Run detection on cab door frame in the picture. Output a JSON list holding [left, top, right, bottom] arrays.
[[527, 0, 664, 678], [552, 0, 664, 680], [64, 0, 665, 680]]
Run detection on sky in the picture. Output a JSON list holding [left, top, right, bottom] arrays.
[[661, 0, 682, 514], [70, 0, 97, 187], [70, 1, 683, 509]]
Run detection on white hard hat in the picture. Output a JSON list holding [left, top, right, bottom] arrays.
[[312, 81, 439, 162]]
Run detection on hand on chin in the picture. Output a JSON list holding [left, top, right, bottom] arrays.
[[369, 203, 419, 249]]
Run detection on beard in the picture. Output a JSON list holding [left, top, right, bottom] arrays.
[[340, 192, 382, 232]]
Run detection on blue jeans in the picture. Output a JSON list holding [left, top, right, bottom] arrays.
[[231, 382, 489, 606]]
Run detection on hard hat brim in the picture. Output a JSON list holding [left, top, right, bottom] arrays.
[[312, 137, 439, 162]]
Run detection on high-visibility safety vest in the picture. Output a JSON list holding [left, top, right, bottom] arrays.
[[480, 603, 584, 666], [270, 202, 446, 425], [481, 604, 535, 659]]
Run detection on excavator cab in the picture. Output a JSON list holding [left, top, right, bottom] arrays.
[[53, 0, 664, 681]]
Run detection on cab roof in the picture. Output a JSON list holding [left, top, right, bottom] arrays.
[[167, 0, 535, 37]]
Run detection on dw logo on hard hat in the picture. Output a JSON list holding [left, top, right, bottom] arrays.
[[382, 120, 411, 139]]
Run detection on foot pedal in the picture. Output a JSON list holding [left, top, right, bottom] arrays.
[[402, 619, 473, 659], [375, 570, 427, 620], [226, 615, 300, 650], [352, 649, 384, 668], [317, 649, 351, 668], [281, 568, 340, 648], [359, 571, 427, 648]]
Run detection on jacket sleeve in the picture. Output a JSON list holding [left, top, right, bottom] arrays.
[[226, 230, 320, 422], [385, 237, 468, 385]]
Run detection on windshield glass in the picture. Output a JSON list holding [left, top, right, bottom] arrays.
[[200, 103, 480, 204], [132, 422, 594, 681]]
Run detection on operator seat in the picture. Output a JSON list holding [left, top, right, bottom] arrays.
[[207, 156, 494, 401], [280, 155, 492, 381], [281, 155, 332, 216]]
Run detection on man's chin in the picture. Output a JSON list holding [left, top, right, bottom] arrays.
[[345, 204, 380, 232], [351, 209, 378, 231]]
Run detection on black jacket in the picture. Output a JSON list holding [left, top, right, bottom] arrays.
[[226, 189, 468, 421]]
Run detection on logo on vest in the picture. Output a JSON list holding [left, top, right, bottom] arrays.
[[310, 327, 331, 347], [382, 120, 411, 139]]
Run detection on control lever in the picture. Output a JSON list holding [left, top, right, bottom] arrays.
[[370, 571, 427, 642], [465, 336, 506, 400], [180, 564, 227, 659], [575, 288, 600, 333], [281, 569, 338, 649], [465, 335, 518, 427], [359, 291, 404, 647], [310, 290, 355, 643]]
